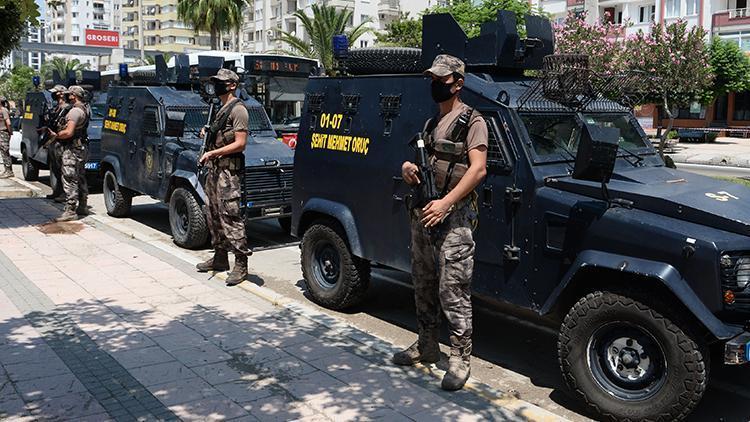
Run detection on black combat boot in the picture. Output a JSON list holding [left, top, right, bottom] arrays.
[[55, 207, 78, 222], [76, 197, 89, 216], [196, 249, 229, 272], [441, 348, 471, 391], [392, 329, 440, 366], [225, 253, 247, 286]]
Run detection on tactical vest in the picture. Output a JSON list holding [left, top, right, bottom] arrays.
[[421, 105, 476, 194], [206, 98, 245, 169], [58, 103, 89, 147]]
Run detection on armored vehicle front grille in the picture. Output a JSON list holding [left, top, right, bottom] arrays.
[[721, 253, 750, 308], [244, 166, 293, 205]]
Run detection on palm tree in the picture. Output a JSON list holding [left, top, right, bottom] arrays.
[[177, 0, 246, 50], [40, 56, 90, 81], [280, 4, 372, 75]]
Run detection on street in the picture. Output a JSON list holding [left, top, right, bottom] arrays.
[[2, 165, 749, 421]]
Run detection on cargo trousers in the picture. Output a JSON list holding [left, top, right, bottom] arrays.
[[205, 162, 249, 255], [61, 143, 88, 212], [0, 131, 11, 174], [410, 198, 476, 358], [48, 142, 64, 197]]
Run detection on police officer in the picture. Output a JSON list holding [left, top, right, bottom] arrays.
[[0, 96, 14, 179], [196, 68, 252, 286], [47, 85, 90, 222], [394, 55, 488, 391], [45, 85, 71, 201]]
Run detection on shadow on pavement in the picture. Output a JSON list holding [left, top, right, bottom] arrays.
[[0, 295, 538, 421], [295, 268, 750, 422]]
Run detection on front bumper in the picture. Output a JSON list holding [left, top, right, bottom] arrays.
[[725, 331, 750, 364]]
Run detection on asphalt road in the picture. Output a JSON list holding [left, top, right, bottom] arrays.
[[676, 162, 750, 179], [18, 164, 750, 422]]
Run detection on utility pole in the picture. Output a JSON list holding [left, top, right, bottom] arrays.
[[139, 0, 145, 61]]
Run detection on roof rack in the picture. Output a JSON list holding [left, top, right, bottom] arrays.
[[517, 54, 656, 113]]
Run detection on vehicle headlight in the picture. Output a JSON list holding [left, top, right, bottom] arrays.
[[722, 254, 750, 289]]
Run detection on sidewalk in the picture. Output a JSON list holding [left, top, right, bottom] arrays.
[[0, 176, 38, 199], [665, 137, 750, 168], [0, 197, 563, 422]]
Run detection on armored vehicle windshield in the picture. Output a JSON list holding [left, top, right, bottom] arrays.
[[520, 112, 651, 160]]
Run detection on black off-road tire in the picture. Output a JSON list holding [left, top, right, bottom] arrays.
[[301, 222, 370, 310], [558, 290, 708, 422], [169, 187, 209, 249], [21, 147, 38, 181], [103, 170, 132, 217], [278, 216, 292, 234], [347, 47, 422, 75]]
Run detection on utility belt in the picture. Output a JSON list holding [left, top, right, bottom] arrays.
[[211, 153, 244, 171], [63, 138, 86, 149]]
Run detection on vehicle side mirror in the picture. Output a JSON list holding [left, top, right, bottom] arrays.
[[164, 110, 185, 137], [572, 122, 619, 183]]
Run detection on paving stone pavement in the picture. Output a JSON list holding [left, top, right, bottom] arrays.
[[0, 198, 556, 421]]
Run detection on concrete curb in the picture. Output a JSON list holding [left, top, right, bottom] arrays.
[[0, 177, 37, 198], [88, 211, 569, 421]]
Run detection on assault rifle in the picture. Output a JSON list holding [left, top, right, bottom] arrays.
[[411, 132, 439, 209], [197, 98, 219, 169]]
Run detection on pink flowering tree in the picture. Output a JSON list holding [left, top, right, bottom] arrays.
[[553, 11, 626, 74], [623, 21, 713, 156]]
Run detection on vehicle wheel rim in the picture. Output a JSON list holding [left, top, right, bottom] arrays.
[[105, 173, 116, 206], [587, 322, 667, 401], [312, 243, 340, 290], [174, 198, 189, 236]]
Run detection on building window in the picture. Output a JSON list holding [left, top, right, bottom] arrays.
[[360, 40, 368, 47], [664, 0, 679, 17], [686, 0, 698, 15], [638, 5, 655, 23], [73, 36, 79, 42], [72, 12, 78, 17], [734, 92, 750, 121]]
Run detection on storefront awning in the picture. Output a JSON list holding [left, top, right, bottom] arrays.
[[268, 76, 308, 102]]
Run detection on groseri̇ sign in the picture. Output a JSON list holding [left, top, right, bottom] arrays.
[[85, 29, 119, 47]]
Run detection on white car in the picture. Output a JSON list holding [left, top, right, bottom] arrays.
[[10, 130, 21, 162]]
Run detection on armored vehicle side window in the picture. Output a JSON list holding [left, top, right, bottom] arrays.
[[484, 117, 512, 171], [248, 107, 272, 132], [143, 106, 160, 136], [168, 106, 208, 136]]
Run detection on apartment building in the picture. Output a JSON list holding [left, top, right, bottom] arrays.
[[240, 0, 443, 54], [121, 0, 211, 53], [44, 0, 121, 68]]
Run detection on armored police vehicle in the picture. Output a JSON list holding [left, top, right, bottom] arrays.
[[292, 12, 750, 421], [100, 55, 294, 249], [20, 71, 107, 187]]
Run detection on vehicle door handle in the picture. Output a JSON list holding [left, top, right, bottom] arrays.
[[128, 140, 136, 154]]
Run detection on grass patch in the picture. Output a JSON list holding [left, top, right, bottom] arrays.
[[712, 176, 750, 188]]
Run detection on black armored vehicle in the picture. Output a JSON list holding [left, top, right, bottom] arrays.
[[20, 71, 107, 186], [292, 12, 750, 421], [100, 56, 293, 248]]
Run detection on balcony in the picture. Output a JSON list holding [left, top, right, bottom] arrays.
[[713, 9, 750, 30], [378, 0, 399, 13]]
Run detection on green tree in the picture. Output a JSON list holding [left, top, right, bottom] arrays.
[[429, 0, 535, 38], [280, 4, 372, 75], [376, 13, 422, 48], [40, 56, 91, 82], [0, 0, 40, 60], [623, 21, 713, 157], [177, 0, 246, 50], [708, 37, 750, 99], [0, 65, 36, 104]]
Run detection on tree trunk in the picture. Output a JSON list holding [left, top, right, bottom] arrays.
[[210, 28, 218, 50], [658, 94, 676, 167]]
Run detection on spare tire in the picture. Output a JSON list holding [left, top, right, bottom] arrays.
[[347, 47, 422, 75]]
